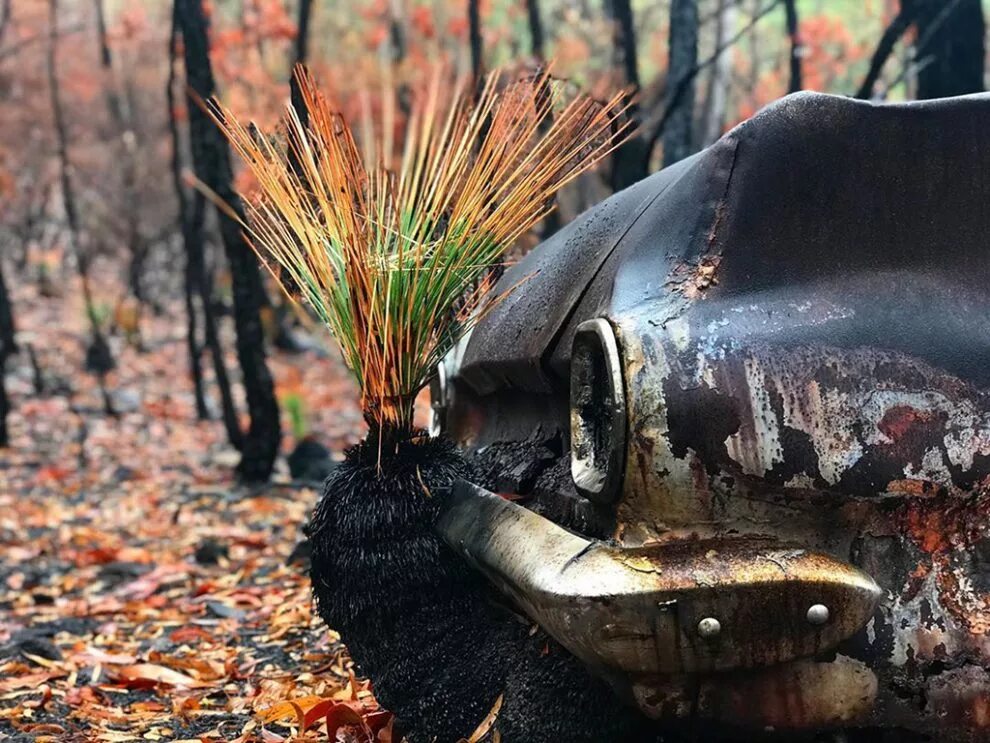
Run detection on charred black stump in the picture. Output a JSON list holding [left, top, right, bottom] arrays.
[[309, 434, 648, 742]]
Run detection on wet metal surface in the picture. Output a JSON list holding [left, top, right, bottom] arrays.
[[439, 481, 880, 676], [447, 91, 990, 738]]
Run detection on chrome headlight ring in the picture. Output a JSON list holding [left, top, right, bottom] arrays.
[[570, 318, 627, 504]]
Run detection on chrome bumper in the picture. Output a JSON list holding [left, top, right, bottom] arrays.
[[437, 480, 881, 679]]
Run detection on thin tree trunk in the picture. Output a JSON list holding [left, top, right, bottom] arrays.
[[0, 352, 9, 448], [524, 0, 562, 236], [468, 0, 483, 84], [855, 1, 920, 99], [295, 0, 312, 64], [663, 0, 699, 167], [262, 0, 316, 355], [525, 0, 545, 61], [783, 0, 802, 92], [289, 0, 313, 128], [646, 0, 779, 164], [95, 0, 144, 345], [0, 0, 12, 46], [169, 8, 241, 439], [701, 0, 735, 146], [387, 0, 405, 65], [176, 0, 280, 481], [47, 0, 116, 417], [0, 255, 15, 447], [166, 4, 208, 422], [915, 0, 984, 99], [607, 0, 639, 90], [605, 0, 647, 191]]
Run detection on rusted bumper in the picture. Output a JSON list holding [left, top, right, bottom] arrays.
[[438, 480, 881, 722]]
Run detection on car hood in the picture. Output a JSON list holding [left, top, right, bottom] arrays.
[[459, 91, 990, 396]]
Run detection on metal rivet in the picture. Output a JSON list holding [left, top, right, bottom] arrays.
[[697, 617, 721, 639], [807, 604, 830, 626]]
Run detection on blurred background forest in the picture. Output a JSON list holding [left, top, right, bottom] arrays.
[[0, 0, 988, 483], [1, 1, 989, 739]]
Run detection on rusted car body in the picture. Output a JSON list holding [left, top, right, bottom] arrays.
[[433, 92, 990, 738]]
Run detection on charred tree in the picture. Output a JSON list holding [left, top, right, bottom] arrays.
[[167, 5, 207, 423], [524, 0, 545, 62], [0, 254, 16, 447], [94, 0, 145, 345], [524, 0, 563, 238], [856, 1, 921, 98], [468, 0, 483, 85], [252, 0, 314, 355], [386, 0, 406, 66], [176, 0, 279, 481], [295, 0, 313, 65], [605, 0, 647, 191], [701, 0, 735, 145], [0, 0, 11, 46], [47, 0, 116, 416], [289, 0, 313, 166], [607, 0, 639, 92], [915, 0, 985, 99], [783, 0, 802, 93], [857, 0, 984, 100], [663, 0, 699, 167]]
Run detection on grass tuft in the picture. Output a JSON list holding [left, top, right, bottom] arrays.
[[212, 65, 630, 436]]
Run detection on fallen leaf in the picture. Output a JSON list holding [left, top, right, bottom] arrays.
[[258, 694, 326, 724], [460, 693, 503, 743], [109, 663, 205, 689], [325, 702, 373, 742]]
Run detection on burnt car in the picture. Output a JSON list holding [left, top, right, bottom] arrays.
[[431, 92, 990, 739]]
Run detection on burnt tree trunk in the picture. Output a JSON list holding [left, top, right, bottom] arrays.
[[605, 0, 647, 191], [0, 255, 16, 447], [525, 0, 545, 61], [915, 0, 985, 99], [294, 0, 313, 65], [267, 0, 317, 353], [48, 0, 116, 417], [289, 0, 314, 115], [468, 0, 483, 85], [167, 4, 209, 423], [701, 0, 735, 146], [176, 0, 279, 481], [524, 0, 563, 238], [783, 0, 802, 93], [0, 0, 11, 46], [95, 0, 145, 344], [663, 0, 699, 167], [856, 1, 921, 98], [857, 0, 985, 100]]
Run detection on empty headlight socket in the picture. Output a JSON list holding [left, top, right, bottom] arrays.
[[570, 318, 627, 504]]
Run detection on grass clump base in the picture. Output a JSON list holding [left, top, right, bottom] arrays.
[[309, 434, 650, 742]]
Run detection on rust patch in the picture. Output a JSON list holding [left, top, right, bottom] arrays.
[[839, 404, 949, 498], [663, 254, 723, 299], [707, 199, 729, 248], [878, 405, 943, 441], [899, 490, 990, 634]]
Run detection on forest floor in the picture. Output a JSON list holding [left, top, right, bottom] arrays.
[[0, 278, 391, 742]]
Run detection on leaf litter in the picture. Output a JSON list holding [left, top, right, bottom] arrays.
[[0, 277, 395, 741]]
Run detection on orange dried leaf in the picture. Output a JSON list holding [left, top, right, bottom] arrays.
[[258, 694, 327, 724], [325, 702, 373, 742], [460, 693, 503, 743], [109, 663, 205, 689], [0, 672, 56, 692]]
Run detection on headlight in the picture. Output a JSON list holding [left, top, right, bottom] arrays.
[[570, 318, 626, 504]]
